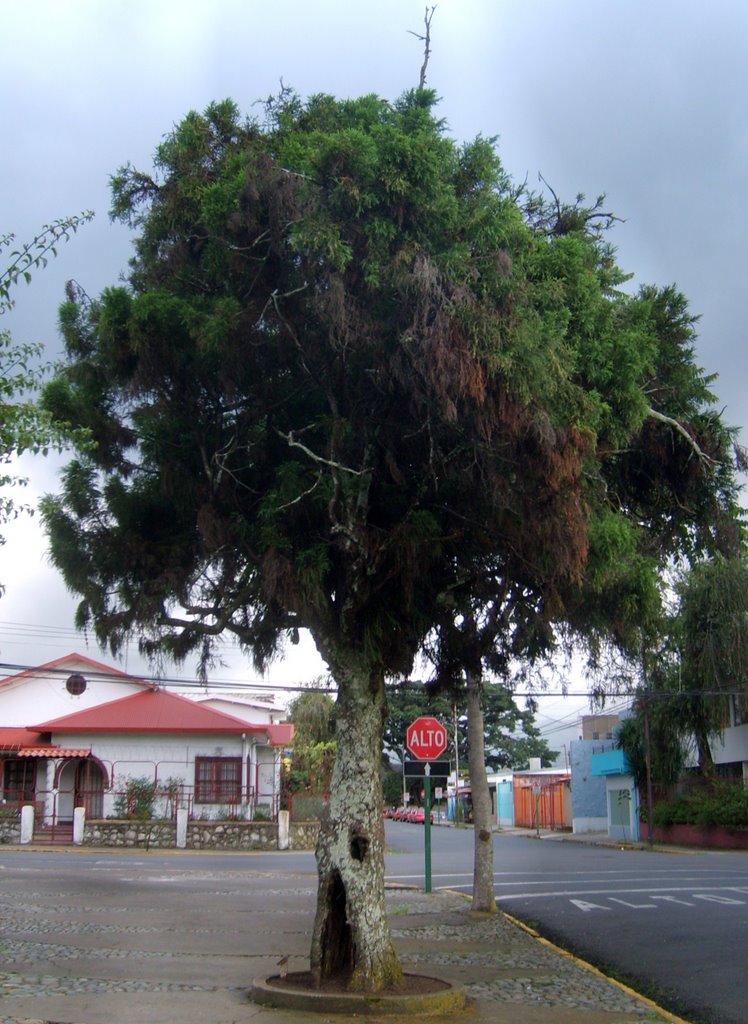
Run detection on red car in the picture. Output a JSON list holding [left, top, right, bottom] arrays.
[[411, 807, 434, 824]]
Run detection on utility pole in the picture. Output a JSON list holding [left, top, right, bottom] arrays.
[[452, 703, 460, 823], [642, 652, 654, 846]]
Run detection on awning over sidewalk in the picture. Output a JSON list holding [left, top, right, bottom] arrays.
[[0, 728, 90, 758], [12, 746, 92, 758]]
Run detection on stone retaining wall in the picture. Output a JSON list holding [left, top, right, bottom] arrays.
[[82, 818, 320, 850], [0, 815, 21, 844], [83, 819, 177, 849]]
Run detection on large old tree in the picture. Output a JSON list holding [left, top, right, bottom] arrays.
[[41, 91, 742, 989]]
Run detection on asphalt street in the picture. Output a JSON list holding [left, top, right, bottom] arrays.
[[1, 825, 745, 1024], [0, 843, 662, 1024], [385, 821, 748, 1024]]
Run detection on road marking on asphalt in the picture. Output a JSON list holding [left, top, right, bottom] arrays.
[[609, 896, 657, 908], [570, 899, 610, 912], [693, 893, 744, 904], [496, 884, 748, 901], [490, 873, 747, 888]]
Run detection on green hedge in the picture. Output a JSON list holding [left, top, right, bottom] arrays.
[[652, 784, 748, 829]]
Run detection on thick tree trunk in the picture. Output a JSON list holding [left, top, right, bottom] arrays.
[[309, 657, 402, 991], [466, 670, 497, 913]]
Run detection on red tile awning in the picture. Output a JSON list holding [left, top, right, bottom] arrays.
[[265, 723, 294, 747], [14, 747, 91, 758], [0, 730, 91, 758]]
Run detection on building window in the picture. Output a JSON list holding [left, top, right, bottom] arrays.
[[732, 693, 748, 727], [66, 673, 87, 695], [3, 759, 36, 802], [194, 757, 242, 804]]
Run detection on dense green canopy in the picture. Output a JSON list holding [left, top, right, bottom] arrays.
[[41, 92, 742, 676]]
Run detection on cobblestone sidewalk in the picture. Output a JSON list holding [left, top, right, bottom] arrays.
[[0, 862, 675, 1024]]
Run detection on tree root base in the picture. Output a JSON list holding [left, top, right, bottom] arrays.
[[249, 971, 466, 1016]]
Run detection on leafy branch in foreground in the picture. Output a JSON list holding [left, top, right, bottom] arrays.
[[0, 213, 94, 577]]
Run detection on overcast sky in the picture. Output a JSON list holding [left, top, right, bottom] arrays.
[[1, 1, 746, 741]]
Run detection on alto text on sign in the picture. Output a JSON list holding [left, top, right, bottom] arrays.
[[406, 716, 448, 761]]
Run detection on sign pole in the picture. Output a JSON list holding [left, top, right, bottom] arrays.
[[424, 762, 432, 893], [404, 716, 447, 897]]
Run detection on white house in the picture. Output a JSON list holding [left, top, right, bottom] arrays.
[[0, 654, 292, 835], [712, 696, 748, 782]]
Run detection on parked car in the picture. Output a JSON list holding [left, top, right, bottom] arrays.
[[411, 807, 434, 824]]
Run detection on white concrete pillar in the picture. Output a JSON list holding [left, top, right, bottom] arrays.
[[277, 809, 290, 850], [176, 806, 188, 849], [73, 806, 86, 845], [44, 760, 56, 825], [20, 804, 34, 844]]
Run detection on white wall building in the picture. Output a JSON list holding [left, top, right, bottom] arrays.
[[0, 654, 292, 836]]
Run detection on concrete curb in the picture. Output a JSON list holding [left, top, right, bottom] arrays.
[[502, 910, 694, 1024]]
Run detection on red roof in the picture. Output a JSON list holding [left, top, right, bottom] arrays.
[[0, 727, 48, 750], [0, 652, 154, 689], [0, 727, 90, 758], [266, 723, 294, 747], [30, 688, 271, 735]]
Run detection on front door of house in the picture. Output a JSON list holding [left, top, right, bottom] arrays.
[[74, 760, 104, 818]]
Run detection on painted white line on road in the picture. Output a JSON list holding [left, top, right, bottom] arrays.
[[693, 893, 745, 905], [609, 896, 657, 908], [387, 872, 473, 881], [496, 884, 748, 901], [492, 875, 744, 889]]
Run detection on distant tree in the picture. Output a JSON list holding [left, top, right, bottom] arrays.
[[0, 215, 92, 585], [285, 687, 337, 798], [675, 556, 748, 776], [287, 687, 336, 746], [384, 680, 555, 771], [40, 92, 742, 990], [381, 767, 404, 807], [616, 697, 689, 798]]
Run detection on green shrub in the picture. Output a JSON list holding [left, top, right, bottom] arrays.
[[652, 784, 748, 830], [113, 776, 158, 819]]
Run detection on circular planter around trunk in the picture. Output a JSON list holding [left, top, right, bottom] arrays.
[[249, 972, 467, 1016]]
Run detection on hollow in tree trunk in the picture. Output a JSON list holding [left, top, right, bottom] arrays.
[[309, 658, 402, 991], [466, 669, 497, 913]]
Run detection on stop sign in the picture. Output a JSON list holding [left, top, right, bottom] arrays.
[[406, 716, 448, 761]]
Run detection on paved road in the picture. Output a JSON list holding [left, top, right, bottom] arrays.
[[0, 845, 659, 1024], [2, 827, 746, 1024], [385, 821, 748, 1024]]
